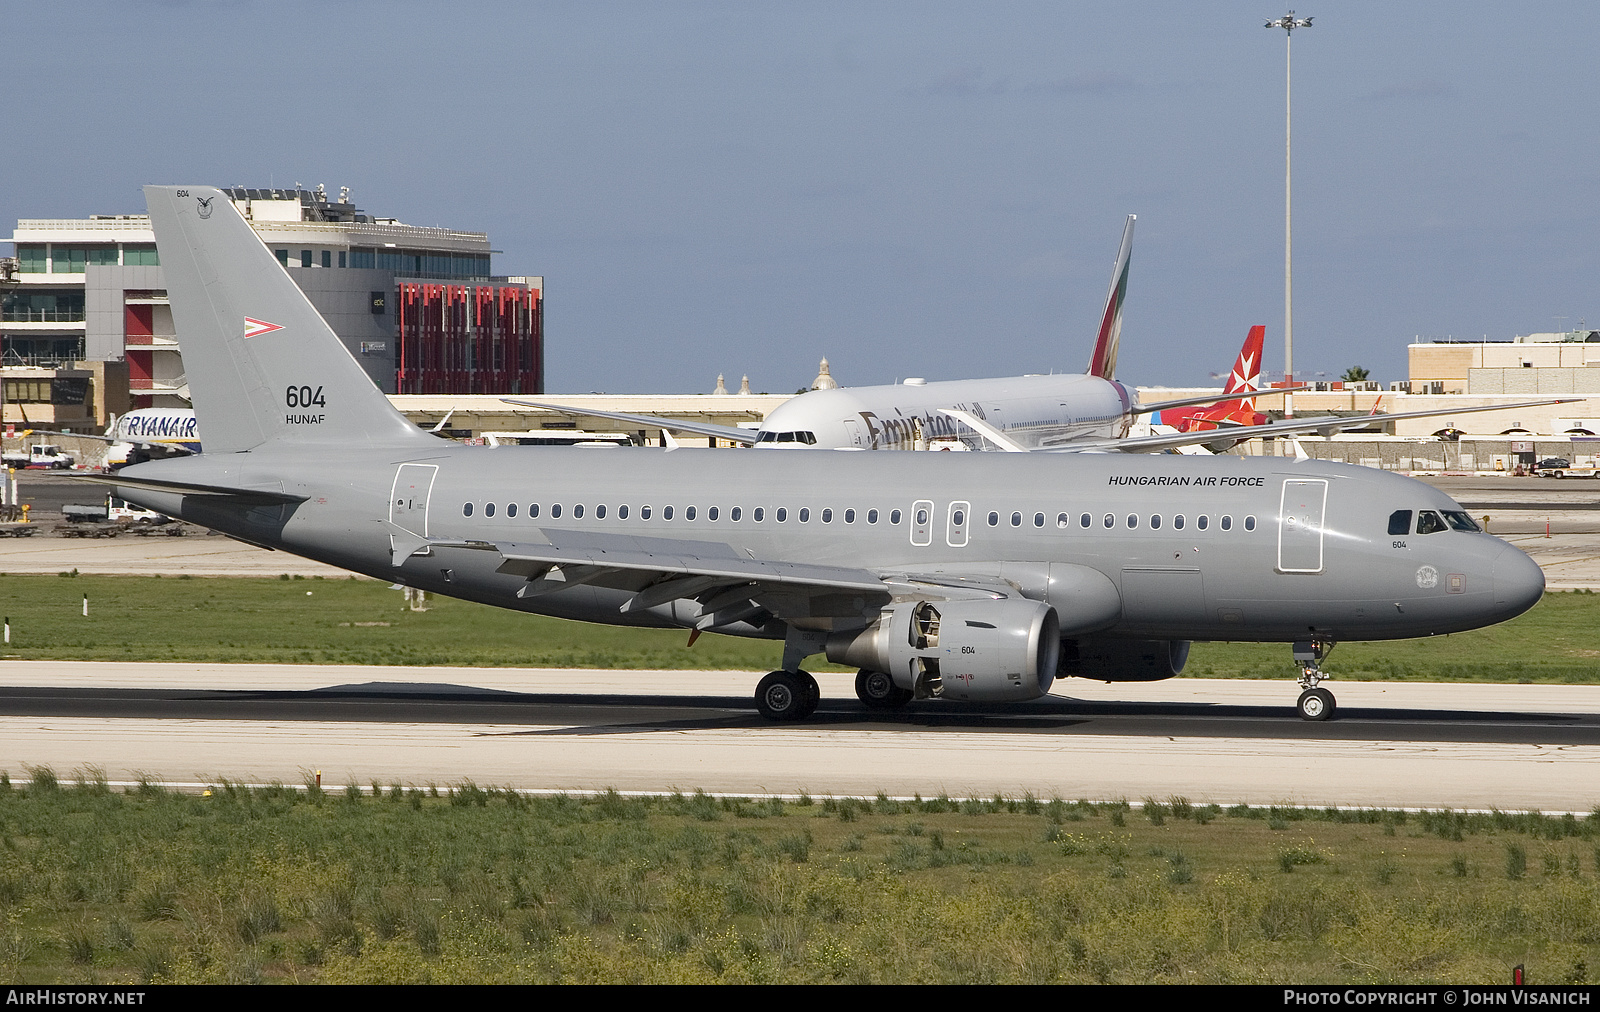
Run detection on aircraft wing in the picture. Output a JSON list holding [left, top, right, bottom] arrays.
[[501, 399, 759, 445], [938, 409, 1029, 452], [400, 527, 1015, 628], [1056, 397, 1583, 454], [1132, 385, 1310, 416]]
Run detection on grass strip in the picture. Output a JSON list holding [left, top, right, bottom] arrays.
[[1, 771, 1599, 984], [0, 574, 1595, 682]]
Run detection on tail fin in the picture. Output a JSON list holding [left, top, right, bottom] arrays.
[[1086, 214, 1135, 379], [144, 185, 430, 453], [1169, 325, 1267, 433]]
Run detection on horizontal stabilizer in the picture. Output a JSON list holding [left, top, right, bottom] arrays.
[[72, 473, 307, 503]]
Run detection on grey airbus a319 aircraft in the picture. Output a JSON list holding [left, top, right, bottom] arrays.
[[89, 186, 1546, 723]]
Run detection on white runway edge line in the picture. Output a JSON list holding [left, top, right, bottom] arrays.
[[8, 779, 1596, 818]]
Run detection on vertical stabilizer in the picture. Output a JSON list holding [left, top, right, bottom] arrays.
[[1085, 214, 1135, 379], [1169, 325, 1268, 432], [143, 185, 431, 453]]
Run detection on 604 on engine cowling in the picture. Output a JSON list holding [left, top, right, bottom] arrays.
[[824, 599, 1061, 702]]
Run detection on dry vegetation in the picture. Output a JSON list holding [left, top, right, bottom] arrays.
[[2, 769, 1598, 984]]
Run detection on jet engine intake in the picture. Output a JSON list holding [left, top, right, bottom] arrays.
[[825, 598, 1061, 702], [1062, 637, 1190, 682]]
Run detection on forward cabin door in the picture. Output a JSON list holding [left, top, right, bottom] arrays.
[[1277, 478, 1328, 574], [390, 463, 439, 538]]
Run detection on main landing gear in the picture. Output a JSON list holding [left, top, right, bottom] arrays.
[[855, 668, 913, 710], [755, 670, 820, 721], [1293, 639, 1337, 721]]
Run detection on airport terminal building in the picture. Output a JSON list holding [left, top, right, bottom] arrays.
[[2, 187, 543, 418]]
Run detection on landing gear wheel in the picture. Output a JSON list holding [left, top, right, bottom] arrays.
[[756, 670, 818, 721], [1296, 687, 1336, 722], [855, 669, 911, 710]]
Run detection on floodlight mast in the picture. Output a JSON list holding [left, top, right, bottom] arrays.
[[1266, 11, 1312, 418]]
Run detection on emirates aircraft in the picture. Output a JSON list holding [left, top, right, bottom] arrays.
[[515, 216, 1282, 450], [521, 220, 1555, 455]]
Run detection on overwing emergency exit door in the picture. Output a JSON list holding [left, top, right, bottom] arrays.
[[390, 463, 438, 538]]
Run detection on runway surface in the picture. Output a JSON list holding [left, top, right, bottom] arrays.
[[2, 662, 1597, 811]]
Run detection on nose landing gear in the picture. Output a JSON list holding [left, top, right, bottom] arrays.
[[1293, 639, 1337, 721]]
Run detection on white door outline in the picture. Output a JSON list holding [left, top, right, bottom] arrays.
[[946, 500, 970, 547], [910, 499, 934, 546], [390, 463, 439, 537], [1277, 478, 1328, 574]]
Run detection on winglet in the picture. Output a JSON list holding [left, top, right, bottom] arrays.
[[1086, 214, 1135, 380]]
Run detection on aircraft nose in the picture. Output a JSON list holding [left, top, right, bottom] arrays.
[[1492, 544, 1545, 619]]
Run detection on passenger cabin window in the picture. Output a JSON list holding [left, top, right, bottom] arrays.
[[754, 507, 765, 522], [597, 505, 607, 519], [777, 508, 787, 522], [799, 507, 811, 522], [642, 505, 652, 519], [485, 503, 496, 517], [507, 504, 517, 518], [988, 511, 999, 527], [1174, 515, 1185, 530], [663, 506, 673, 520], [1220, 515, 1232, 531], [731, 507, 741, 521], [1081, 513, 1092, 528], [1126, 514, 1138, 529], [868, 509, 879, 524], [1034, 513, 1045, 528], [844, 509, 855, 523], [573, 505, 584, 519], [1057, 513, 1069, 529], [1011, 512, 1022, 527], [463, 503, 474, 517], [1198, 515, 1209, 530], [685, 506, 696, 520], [1244, 515, 1255, 531], [822, 508, 833, 523], [890, 509, 902, 524], [1416, 510, 1447, 535], [530, 504, 540, 518], [619, 505, 629, 519], [551, 504, 562, 518], [708, 506, 718, 521], [1388, 510, 1412, 536], [1149, 514, 1160, 530], [1103, 514, 1114, 529]]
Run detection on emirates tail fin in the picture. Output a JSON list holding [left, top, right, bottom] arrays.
[[1085, 214, 1135, 379]]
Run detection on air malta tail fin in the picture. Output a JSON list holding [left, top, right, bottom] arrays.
[[1086, 214, 1135, 380], [144, 186, 431, 453], [1167, 325, 1269, 433]]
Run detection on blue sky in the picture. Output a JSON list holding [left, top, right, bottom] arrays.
[[6, 1, 1597, 393]]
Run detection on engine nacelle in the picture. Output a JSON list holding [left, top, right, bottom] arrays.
[[825, 598, 1061, 702], [1062, 637, 1190, 682]]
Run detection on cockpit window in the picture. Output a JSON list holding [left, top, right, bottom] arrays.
[[759, 430, 818, 445], [1443, 511, 1481, 532], [1387, 510, 1412, 536], [1416, 510, 1447, 535]]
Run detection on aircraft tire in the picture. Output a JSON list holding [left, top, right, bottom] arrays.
[[1296, 687, 1336, 722], [756, 670, 813, 721], [856, 669, 910, 710]]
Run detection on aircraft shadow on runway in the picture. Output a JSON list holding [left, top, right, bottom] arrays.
[[0, 684, 1595, 745]]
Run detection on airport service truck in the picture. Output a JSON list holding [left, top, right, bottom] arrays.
[[1, 444, 75, 469]]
